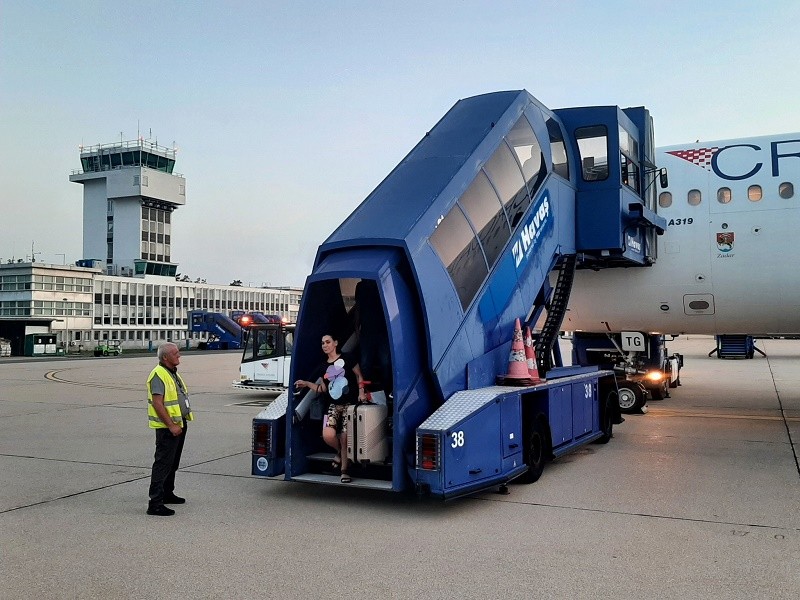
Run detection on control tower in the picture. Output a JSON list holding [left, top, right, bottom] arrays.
[[69, 138, 185, 277]]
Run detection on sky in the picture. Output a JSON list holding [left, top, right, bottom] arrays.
[[2, 0, 799, 287]]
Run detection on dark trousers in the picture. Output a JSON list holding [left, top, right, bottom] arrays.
[[148, 424, 187, 508]]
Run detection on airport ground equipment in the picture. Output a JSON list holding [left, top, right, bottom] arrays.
[[252, 90, 666, 497], [189, 310, 244, 350], [94, 340, 122, 357], [234, 319, 295, 391], [571, 331, 682, 412], [708, 335, 766, 359]]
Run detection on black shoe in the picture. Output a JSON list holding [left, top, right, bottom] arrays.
[[146, 505, 175, 516], [163, 494, 186, 504]]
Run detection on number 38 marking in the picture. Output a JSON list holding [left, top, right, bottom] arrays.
[[451, 431, 465, 448]]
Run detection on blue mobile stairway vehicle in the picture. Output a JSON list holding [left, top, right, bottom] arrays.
[[189, 310, 245, 350], [252, 90, 666, 498]]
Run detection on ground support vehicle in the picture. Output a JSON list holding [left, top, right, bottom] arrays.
[[234, 321, 295, 391], [571, 331, 682, 413], [189, 310, 244, 350], [252, 90, 665, 497], [94, 340, 122, 356], [709, 335, 766, 359]]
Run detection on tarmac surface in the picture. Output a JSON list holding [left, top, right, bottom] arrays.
[[1, 336, 798, 599]]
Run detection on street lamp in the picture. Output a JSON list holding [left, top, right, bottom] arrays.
[[62, 297, 69, 352]]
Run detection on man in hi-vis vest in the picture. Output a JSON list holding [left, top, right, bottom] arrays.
[[146, 342, 193, 516]]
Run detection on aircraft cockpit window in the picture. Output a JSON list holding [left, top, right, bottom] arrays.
[[748, 185, 763, 202], [779, 182, 794, 199], [658, 192, 672, 208], [484, 141, 529, 229], [717, 187, 732, 204], [575, 125, 609, 182], [687, 189, 702, 206]]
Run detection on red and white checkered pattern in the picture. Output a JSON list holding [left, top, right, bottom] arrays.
[[666, 147, 719, 170]]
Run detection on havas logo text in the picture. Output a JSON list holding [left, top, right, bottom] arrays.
[[626, 234, 642, 253], [512, 193, 551, 268]]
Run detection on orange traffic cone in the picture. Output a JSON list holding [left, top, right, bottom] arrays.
[[524, 326, 543, 383], [496, 318, 536, 386]]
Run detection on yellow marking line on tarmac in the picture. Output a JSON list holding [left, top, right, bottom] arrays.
[[648, 408, 800, 422]]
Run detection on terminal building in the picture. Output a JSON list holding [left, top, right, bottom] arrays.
[[0, 137, 301, 356]]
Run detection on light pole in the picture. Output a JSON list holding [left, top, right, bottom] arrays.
[[62, 297, 69, 352]]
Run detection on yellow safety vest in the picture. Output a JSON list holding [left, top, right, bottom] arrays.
[[147, 365, 193, 429]]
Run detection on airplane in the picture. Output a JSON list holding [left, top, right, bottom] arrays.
[[561, 132, 800, 409], [566, 132, 800, 336]]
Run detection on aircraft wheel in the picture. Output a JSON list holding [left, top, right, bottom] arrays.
[[520, 415, 548, 483], [617, 383, 645, 414]]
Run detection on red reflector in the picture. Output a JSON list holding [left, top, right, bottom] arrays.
[[252, 422, 271, 456], [417, 434, 439, 471]]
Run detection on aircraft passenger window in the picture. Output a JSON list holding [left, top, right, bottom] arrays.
[[458, 171, 509, 269], [748, 185, 762, 202], [779, 182, 794, 199], [430, 206, 488, 311], [575, 125, 609, 182], [717, 187, 732, 204], [545, 117, 570, 179], [484, 141, 529, 229], [658, 192, 672, 208], [687, 189, 702, 206]]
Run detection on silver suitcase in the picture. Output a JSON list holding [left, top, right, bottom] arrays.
[[346, 403, 389, 464]]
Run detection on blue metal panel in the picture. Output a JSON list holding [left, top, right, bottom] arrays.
[[321, 91, 525, 250], [548, 385, 572, 447], [571, 380, 594, 438], [500, 395, 522, 458]]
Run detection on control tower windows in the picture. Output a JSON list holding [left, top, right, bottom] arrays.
[[575, 125, 609, 182]]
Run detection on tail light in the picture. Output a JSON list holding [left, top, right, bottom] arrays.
[[252, 422, 271, 456], [417, 433, 440, 471]]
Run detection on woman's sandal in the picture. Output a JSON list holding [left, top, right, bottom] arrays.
[[340, 472, 352, 483]]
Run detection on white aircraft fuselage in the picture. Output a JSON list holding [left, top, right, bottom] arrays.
[[566, 133, 800, 335]]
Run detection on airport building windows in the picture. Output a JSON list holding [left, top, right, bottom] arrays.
[[658, 191, 672, 208], [687, 189, 702, 206], [748, 185, 762, 202], [779, 182, 794, 199], [717, 187, 732, 204], [575, 125, 609, 182]]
